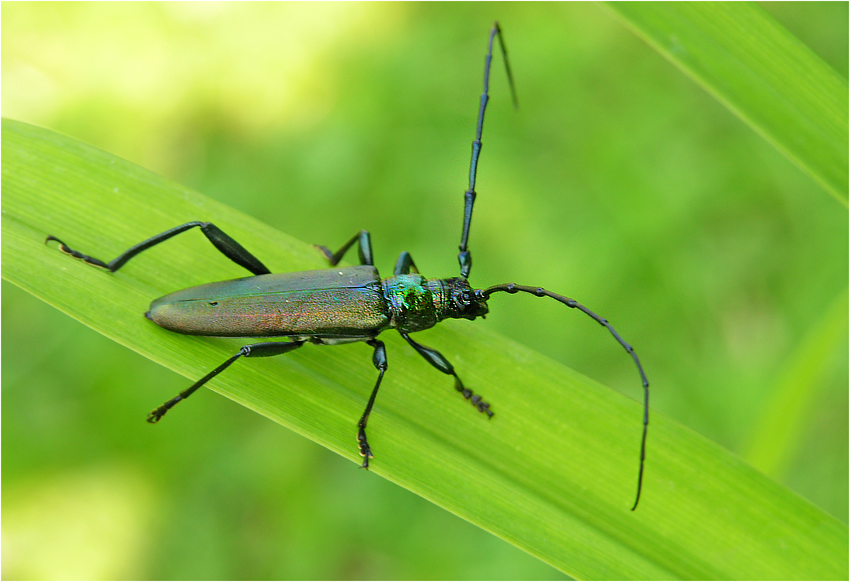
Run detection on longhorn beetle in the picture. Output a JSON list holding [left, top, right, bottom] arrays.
[[47, 23, 649, 510]]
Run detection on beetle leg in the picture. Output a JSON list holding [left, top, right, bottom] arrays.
[[357, 339, 387, 468], [393, 251, 420, 275], [315, 229, 373, 267], [399, 332, 493, 418], [147, 340, 305, 423], [47, 221, 271, 275]]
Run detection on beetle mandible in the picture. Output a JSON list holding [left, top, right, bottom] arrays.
[[46, 23, 650, 510]]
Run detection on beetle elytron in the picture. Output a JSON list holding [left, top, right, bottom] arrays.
[[47, 23, 649, 509]]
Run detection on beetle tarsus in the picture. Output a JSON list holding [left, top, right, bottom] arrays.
[[45, 235, 111, 269], [147, 406, 168, 423], [454, 376, 494, 418], [148, 395, 183, 423], [357, 426, 373, 469]]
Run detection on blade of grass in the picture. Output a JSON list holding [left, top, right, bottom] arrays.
[[4, 118, 847, 579], [607, 2, 849, 206], [743, 287, 849, 478]]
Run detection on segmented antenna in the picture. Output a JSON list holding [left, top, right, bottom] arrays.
[[458, 22, 518, 280], [481, 283, 649, 510]]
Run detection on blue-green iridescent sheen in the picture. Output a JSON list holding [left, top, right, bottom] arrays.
[[149, 266, 390, 338], [381, 274, 450, 333]]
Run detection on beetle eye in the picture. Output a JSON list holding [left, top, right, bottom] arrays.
[[452, 289, 471, 310]]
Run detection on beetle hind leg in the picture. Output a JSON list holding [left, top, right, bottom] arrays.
[[47, 222, 271, 275]]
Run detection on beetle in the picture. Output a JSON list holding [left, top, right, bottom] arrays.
[[46, 22, 649, 510]]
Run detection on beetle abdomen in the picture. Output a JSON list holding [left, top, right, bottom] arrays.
[[148, 266, 390, 338]]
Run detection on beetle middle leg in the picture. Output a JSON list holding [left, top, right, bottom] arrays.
[[147, 339, 306, 423], [316, 229, 373, 266], [400, 332, 493, 418], [393, 251, 419, 275], [357, 339, 387, 468]]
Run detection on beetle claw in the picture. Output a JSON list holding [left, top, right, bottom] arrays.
[[147, 403, 172, 424], [147, 409, 165, 423]]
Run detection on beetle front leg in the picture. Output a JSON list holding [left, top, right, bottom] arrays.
[[400, 332, 493, 417], [147, 340, 306, 422], [315, 229, 373, 266], [357, 339, 387, 468]]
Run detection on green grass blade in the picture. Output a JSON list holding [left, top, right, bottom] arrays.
[[608, 2, 849, 206], [4, 118, 847, 579], [743, 287, 849, 478]]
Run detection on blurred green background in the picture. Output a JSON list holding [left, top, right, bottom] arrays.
[[3, 3, 847, 579]]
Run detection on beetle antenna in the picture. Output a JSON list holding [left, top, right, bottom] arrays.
[[481, 283, 649, 510], [458, 21, 518, 280]]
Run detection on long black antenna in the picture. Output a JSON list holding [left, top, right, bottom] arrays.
[[458, 21, 518, 280], [481, 283, 649, 510]]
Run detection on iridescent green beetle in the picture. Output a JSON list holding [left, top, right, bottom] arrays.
[[47, 23, 649, 510]]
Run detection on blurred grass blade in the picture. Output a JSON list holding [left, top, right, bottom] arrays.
[[3, 119, 848, 579], [608, 2, 849, 206], [743, 287, 849, 477]]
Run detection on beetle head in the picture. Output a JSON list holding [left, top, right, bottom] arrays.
[[445, 277, 489, 321]]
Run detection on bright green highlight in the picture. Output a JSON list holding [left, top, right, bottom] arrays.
[[744, 288, 849, 477]]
